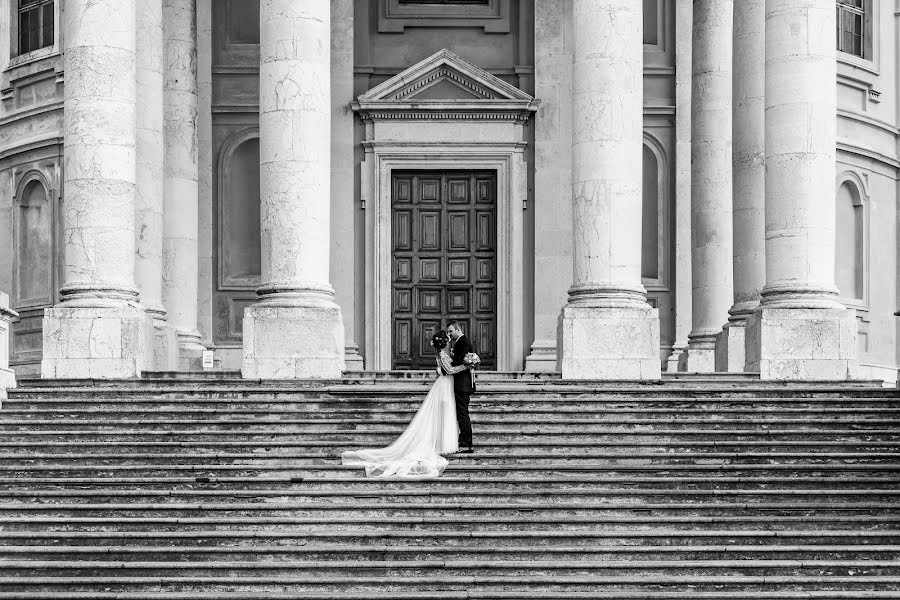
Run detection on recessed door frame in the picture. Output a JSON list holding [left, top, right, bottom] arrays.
[[362, 143, 527, 371]]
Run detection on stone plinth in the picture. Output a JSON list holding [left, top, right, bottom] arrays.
[[242, 300, 344, 379], [715, 324, 745, 372], [746, 308, 858, 380], [683, 334, 715, 372], [42, 302, 149, 379], [559, 304, 660, 380], [0, 292, 18, 401]]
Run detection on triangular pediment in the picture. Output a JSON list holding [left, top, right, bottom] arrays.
[[355, 49, 536, 110]]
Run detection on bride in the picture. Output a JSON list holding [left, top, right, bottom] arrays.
[[341, 330, 468, 477]]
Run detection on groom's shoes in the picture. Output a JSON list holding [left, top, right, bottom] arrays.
[[458, 445, 474, 454]]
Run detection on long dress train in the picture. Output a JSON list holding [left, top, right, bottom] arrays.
[[341, 352, 462, 478]]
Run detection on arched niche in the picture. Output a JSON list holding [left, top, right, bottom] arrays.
[[16, 177, 53, 307], [641, 133, 675, 356], [214, 128, 261, 345], [11, 167, 59, 373], [835, 173, 867, 304]]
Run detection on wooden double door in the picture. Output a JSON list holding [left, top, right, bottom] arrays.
[[391, 170, 497, 370]]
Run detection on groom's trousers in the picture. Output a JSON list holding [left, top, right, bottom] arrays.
[[455, 392, 472, 447]]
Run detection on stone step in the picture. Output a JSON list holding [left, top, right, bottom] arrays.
[[6, 474, 899, 492], [1, 591, 899, 600], [5, 529, 899, 547], [4, 514, 896, 534], [4, 462, 896, 479], [0, 485, 900, 510], [0, 501, 894, 520], [1, 560, 898, 581], [4, 450, 898, 467], [4, 440, 900, 455], [4, 544, 900, 563], [7, 423, 900, 445]]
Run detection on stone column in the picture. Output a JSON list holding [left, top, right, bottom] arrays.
[[163, 0, 205, 368], [668, 0, 693, 372], [715, 0, 765, 372], [42, 0, 148, 379], [242, 0, 345, 379], [683, 0, 734, 372], [526, 0, 574, 372], [136, 0, 178, 371], [558, 0, 660, 380], [330, 0, 363, 371], [746, 0, 857, 379], [0, 292, 17, 401]]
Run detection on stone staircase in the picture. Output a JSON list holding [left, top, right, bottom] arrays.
[[0, 374, 898, 598]]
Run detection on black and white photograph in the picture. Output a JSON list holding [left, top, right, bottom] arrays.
[[0, 0, 898, 596]]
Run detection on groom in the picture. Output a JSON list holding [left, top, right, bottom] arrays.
[[446, 321, 475, 453]]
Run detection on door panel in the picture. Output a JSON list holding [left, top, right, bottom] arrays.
[[392, 171, 497, 370]]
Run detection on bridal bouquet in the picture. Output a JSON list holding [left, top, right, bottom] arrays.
[[463, 352, 481, 368]]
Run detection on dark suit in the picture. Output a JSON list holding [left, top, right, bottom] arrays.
[[450, 334, 474, 447]]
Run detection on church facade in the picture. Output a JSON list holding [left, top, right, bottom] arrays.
[[0, 0, 897, 382]]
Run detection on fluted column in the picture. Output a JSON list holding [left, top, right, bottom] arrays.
[[746, 0, 857, 379], [242, 0, 344, 379], [683, 0, 734, 372], [42, 0, 148, 378], [715, 0, 765, 372], [163, 0, 205, 368], [558, 0, 660, 380], [136, 0, 178, 370]]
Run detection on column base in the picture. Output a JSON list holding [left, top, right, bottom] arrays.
[[149, 319, 179, 372], [344, 344, 365, 372], [683, 334, 716, 373], [715, 323, 747, 373], [525, 339, 559, 373], [176, 330, 207, 371], [558, 303, 660, 380], [0, 367, 14, 403], [41, 302, 149, 379], [241, 300, 345, 379], [666, 342, 687, 372], [746, 307, 858, 380]]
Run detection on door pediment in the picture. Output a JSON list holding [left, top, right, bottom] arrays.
[[353, 49, 538, 119]]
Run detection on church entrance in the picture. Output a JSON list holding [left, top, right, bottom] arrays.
[[390, 170, 497, 370]]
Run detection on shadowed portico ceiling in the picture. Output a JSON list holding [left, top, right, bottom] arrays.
[[352, 49, 538, 120]]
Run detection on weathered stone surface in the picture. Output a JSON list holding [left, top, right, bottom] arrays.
[[242, 303, 344, 379], [42, 0, 145, 379], [59, 0, 138, 299], [163, 0, 205, 362], [746, 308, 858, 380], [560, 0, 659, 380], [685, 0, 734, 372], [714, 323, 746, 373], [41, 303, 148, 379], [559, 305, 661, 380], [242, 0, 345, 379]]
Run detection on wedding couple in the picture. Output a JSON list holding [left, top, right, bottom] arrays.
[[341, 321, 476, 477]]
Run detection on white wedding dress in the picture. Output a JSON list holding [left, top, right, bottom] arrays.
[[341, 350, 464, 478]]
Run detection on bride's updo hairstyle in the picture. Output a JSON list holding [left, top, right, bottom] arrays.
[[431, 330, 449, 350]]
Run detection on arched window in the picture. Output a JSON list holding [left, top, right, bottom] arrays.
[[835, 179, 865, 301], [16, 178, 52, 307], [221, 136, 261, 286], [641, 144, 660, 280]]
